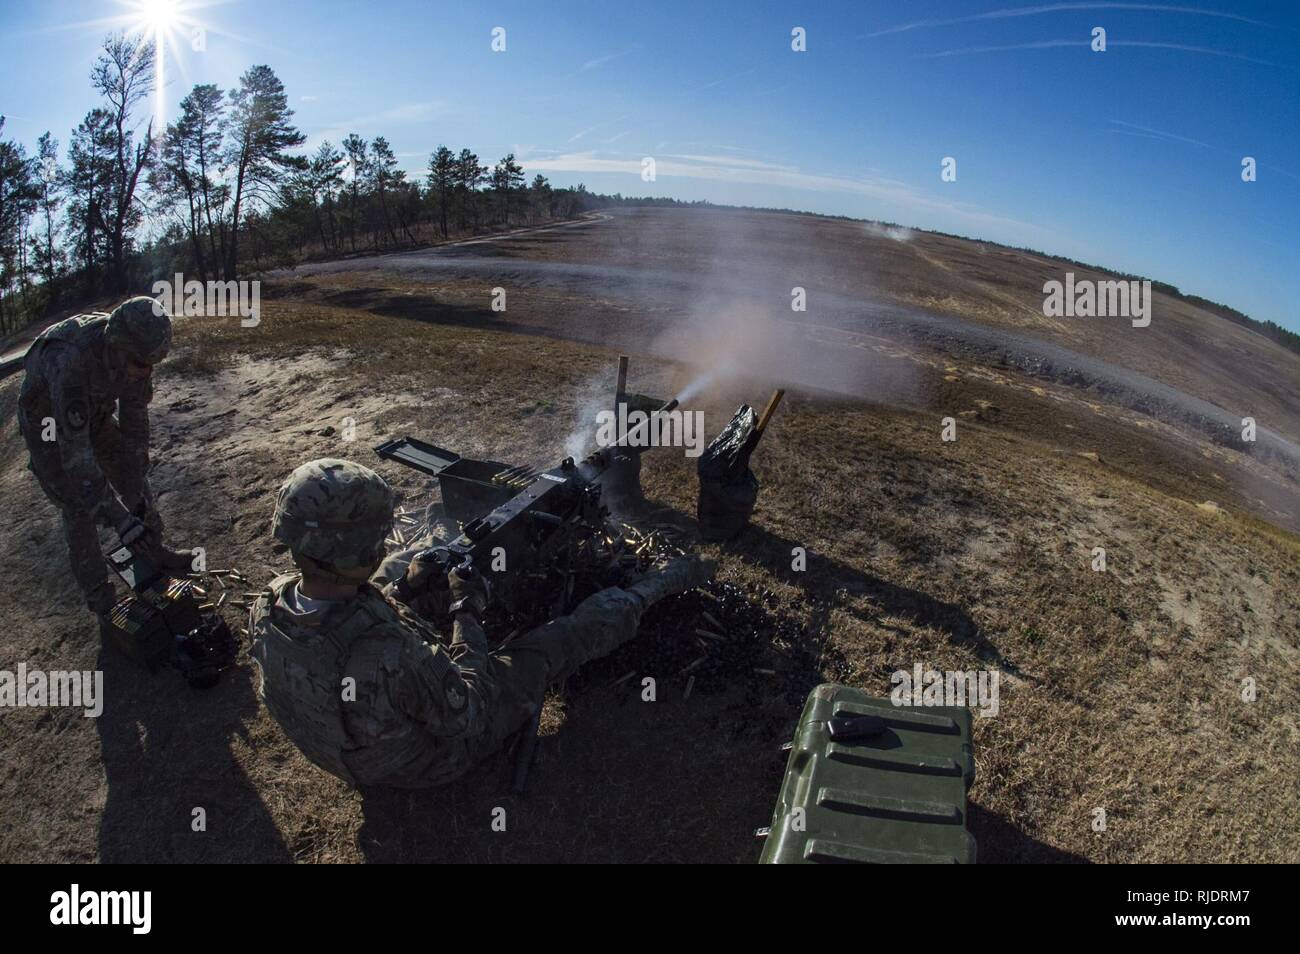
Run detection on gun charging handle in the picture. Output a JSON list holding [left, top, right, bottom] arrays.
[[416, 545, 473, 579]]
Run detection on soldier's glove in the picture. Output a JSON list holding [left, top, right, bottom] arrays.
[[392, 547, 448, 608], [403, 548, 446, 595], [139, 506, 163, 535], [115, 514, 151, 549], [447, 562, 490, 619]]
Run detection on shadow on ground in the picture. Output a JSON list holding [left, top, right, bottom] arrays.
[[95, 645, 291, 863], [969, 805, 1091, 863], [354, 677, 787, 863], [353, 494, 1042, 864]]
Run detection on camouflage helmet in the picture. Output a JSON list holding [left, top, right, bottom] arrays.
[[106, 296, 172, 364], [273, 459, 395, 579]]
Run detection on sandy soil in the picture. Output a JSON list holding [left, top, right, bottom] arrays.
[[0, 207, 1296, 863]]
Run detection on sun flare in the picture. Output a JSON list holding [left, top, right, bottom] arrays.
[[137, 0, 180, 32], [120, 0, 192, 132]]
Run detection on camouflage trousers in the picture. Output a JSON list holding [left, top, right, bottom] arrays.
[[20, 415, 159, 613], [374, 548, 645, 781]]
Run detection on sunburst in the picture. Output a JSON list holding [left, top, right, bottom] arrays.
[[58, 0, 225, 134], [39, 1, 248, 135], [123, 0, 186, 132]]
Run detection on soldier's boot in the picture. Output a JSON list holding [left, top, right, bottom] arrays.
[[137, 505, 194, 572], [95, 614, 118, 645], [87, 583, 118, 644], [626, 554, 715, 608]]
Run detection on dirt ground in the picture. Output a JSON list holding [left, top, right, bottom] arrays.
[[0, 207, 1296, 863]]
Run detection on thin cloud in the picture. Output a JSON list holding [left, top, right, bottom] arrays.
[[863, 3, 1266, 39], [1111, 41, 1296, 70], [1109, 119, 1211, 148], [921, 38, 1294, 69], [524, 151, 1050, 240], [568, 114, 630, 143], [662, 154, 797, 172], [669, 142, 748, 153], [1107, 119, 1300, 183], [695, 66, 761, 92], [923, 39, 1083, 56], [581, 46, 638, 71], [303, 100, 452, 152]]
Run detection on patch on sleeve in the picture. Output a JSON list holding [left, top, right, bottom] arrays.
[[64, 399, 88, 432], [442, 670, 467, 713]]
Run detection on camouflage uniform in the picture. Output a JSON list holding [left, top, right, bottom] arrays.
[[17, 303, 168, 613], [249, 457, 708, 788]]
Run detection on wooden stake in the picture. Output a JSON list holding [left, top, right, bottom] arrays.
[[615, 354, 629, 400], [756, 388, 786, 436]]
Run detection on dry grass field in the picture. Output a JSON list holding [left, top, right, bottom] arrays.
[[1, 207, 1296, 862]]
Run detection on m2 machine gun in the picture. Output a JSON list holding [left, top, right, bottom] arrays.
[[375, 356, 684, 628], [373, 435, 630, 617]]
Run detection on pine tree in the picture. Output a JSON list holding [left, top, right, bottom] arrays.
[[90, 32, 155, 291], [309, 141, 345, 251], [454, 149, 485, 230], [155, 84, 227, 281], [492, 153, 524, 225], [63, 108, 115, 284], [529, 173, 551, 224], [368, 136, 402, 246], [223, 64, 305, 278], [0, 117, 38, 329], [342, 134, 368, 252], [427, 145, 455, 239], [33, 132, 64, 287]]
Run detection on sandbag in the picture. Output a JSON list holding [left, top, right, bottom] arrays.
[[697, 468, 759, 541], [697, 404, 762, 540]]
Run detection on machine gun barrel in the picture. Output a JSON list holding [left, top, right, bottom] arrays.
[[612, 396, 680, 451]]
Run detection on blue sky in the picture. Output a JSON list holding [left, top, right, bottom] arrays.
[[3, 1, 1297, 329]]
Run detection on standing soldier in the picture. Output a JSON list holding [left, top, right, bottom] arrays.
[[250, 458, 713, 788], [17, 297, 190, 634]]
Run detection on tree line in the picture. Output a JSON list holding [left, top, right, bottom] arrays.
[[0, 32, 607, 335]]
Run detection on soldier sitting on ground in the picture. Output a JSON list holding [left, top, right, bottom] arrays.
[[17, 297, 193, 636], [249, 458, 713, 788]]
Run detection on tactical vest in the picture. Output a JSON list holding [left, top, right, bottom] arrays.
[[250, 575, 398, 786], [26, 314, 110, 374], [40, 312, 109, 346], [17, 314, 111, 436]]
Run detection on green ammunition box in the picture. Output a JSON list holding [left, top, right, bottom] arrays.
[[105, 576, 204, 668], [106, 594, 173, 667], [760, 683, 977, 864]]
